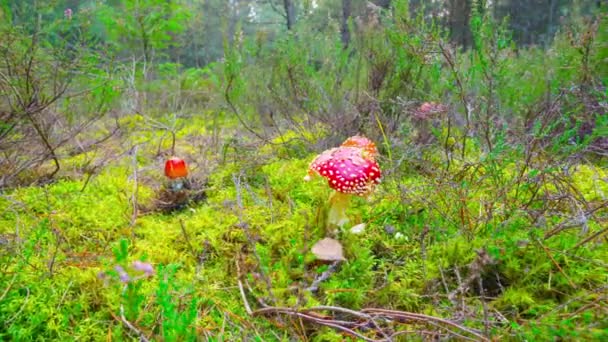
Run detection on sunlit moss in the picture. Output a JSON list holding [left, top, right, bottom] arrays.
[[2, 128, 607, 340]]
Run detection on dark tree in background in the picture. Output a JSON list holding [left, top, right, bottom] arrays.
[[283, 0, 296, 30], [447, 0, 473, 48], [341, 0, 352, 48], [494, 0, 563, 46]]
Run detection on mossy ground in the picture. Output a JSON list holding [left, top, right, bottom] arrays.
[[1, 115, 606, 341]]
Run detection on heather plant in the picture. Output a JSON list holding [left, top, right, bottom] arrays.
[[0, 3, 120, 187]]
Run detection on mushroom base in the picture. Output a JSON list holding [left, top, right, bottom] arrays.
[[169, 179, 185, 191]]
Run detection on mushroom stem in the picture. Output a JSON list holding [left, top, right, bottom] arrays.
[[327, 191, 351, 228], [170, 179, 184, 191]]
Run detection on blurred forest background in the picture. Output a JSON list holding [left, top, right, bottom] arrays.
[[5, 0, 601, 65], [0, 0, 605, 186]]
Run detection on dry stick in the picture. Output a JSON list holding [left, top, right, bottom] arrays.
[[389, 329, 441, 339], [244, 277, 270, 309], [537, 240, 577, 289], [119, 289, 150, 342], [224, 74, 269, 143], [301, 306, 391, 341], [252, 305, 487, 342], [232, 173, 278, 307], [566, 295, 607, 319], [377, 314, 478, 342], [129, 146, 139, 228], [178, 219, 196, 256], [438, 265, 451, 295], [477, 276, 490, 337], [306, 306, 474, 341], [47, 230, 61, 278], [4, 287, 29, 326], [444, 114, 453, 171], [573, 226, 608, 249], [439, 41, 471, 161], [23, 108, 61, 179], [0, 274, 17, 302], [420, 226, 429, 280], [452, 266, 466, 318], [219, 312, 227, 340], [543, 215, 589, 240], [264, 176, 274, 223], [380, 313, 475, 342], [361, 308, 489, 342], [236, 259, 253, 315], [252, 307, 380, 342], [56, 280, 73, 312], [299, 305, 372, 319], [306, 261, 341, 292]]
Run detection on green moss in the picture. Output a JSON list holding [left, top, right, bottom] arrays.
[[2, 123, 606, 340]]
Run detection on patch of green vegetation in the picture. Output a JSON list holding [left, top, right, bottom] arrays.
[[1, 1, 606, 340], [2, 124, 606, 340]]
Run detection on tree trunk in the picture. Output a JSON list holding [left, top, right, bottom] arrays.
[[283, 0, 296, 30], [447, 0, 472, 48], [341, 0, 352, 48], [372, 0, 391, 9], [462, 0, 471, 48]]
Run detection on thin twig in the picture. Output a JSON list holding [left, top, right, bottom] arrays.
[[178, 219, 196, 256], [224, 73, 269, 143], [129, 146, 139, 228], [477, 276, 490, 337], [119, 304, 150, 341], [236, 259, 253, 315], [232, 173, 278, 306], [572, 226, 608, 249], [56, 280, 73, 311], [537, 239, 577, 289], [250, 304, 488, 342], [0, 274, 17, 302], [362, 308, 489, 341], [4, 287, 29, 326], [306, 261, 341, 292], [252, 307, 380, 342]]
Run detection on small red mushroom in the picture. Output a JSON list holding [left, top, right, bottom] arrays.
[[413, 102, 447, 120], [164, 157, 188, 191], [165, 157, 188, 179], [305, 136, 382, 227]]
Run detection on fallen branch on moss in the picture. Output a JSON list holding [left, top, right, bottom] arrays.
[[249, 305, 489, 341], [112, 285, 151, 342], [306, 260, 341, 292], [237, 266, 488, 341]]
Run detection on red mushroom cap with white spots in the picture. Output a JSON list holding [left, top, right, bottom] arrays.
[[307, 146, 381, 196]]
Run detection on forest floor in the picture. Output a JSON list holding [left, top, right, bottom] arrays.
[[1, 113, 607, 341]]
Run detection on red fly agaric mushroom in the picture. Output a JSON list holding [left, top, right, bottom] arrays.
[[413, 102, 447, 120], [305, 137, 381, 227], [164, 157, 188, 190]]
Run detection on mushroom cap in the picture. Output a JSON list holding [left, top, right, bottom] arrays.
[[414, 102, 447, 120], [308, 146, 381, 196], [340, 135, 378, 159], [164, 157, 188, 179]]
